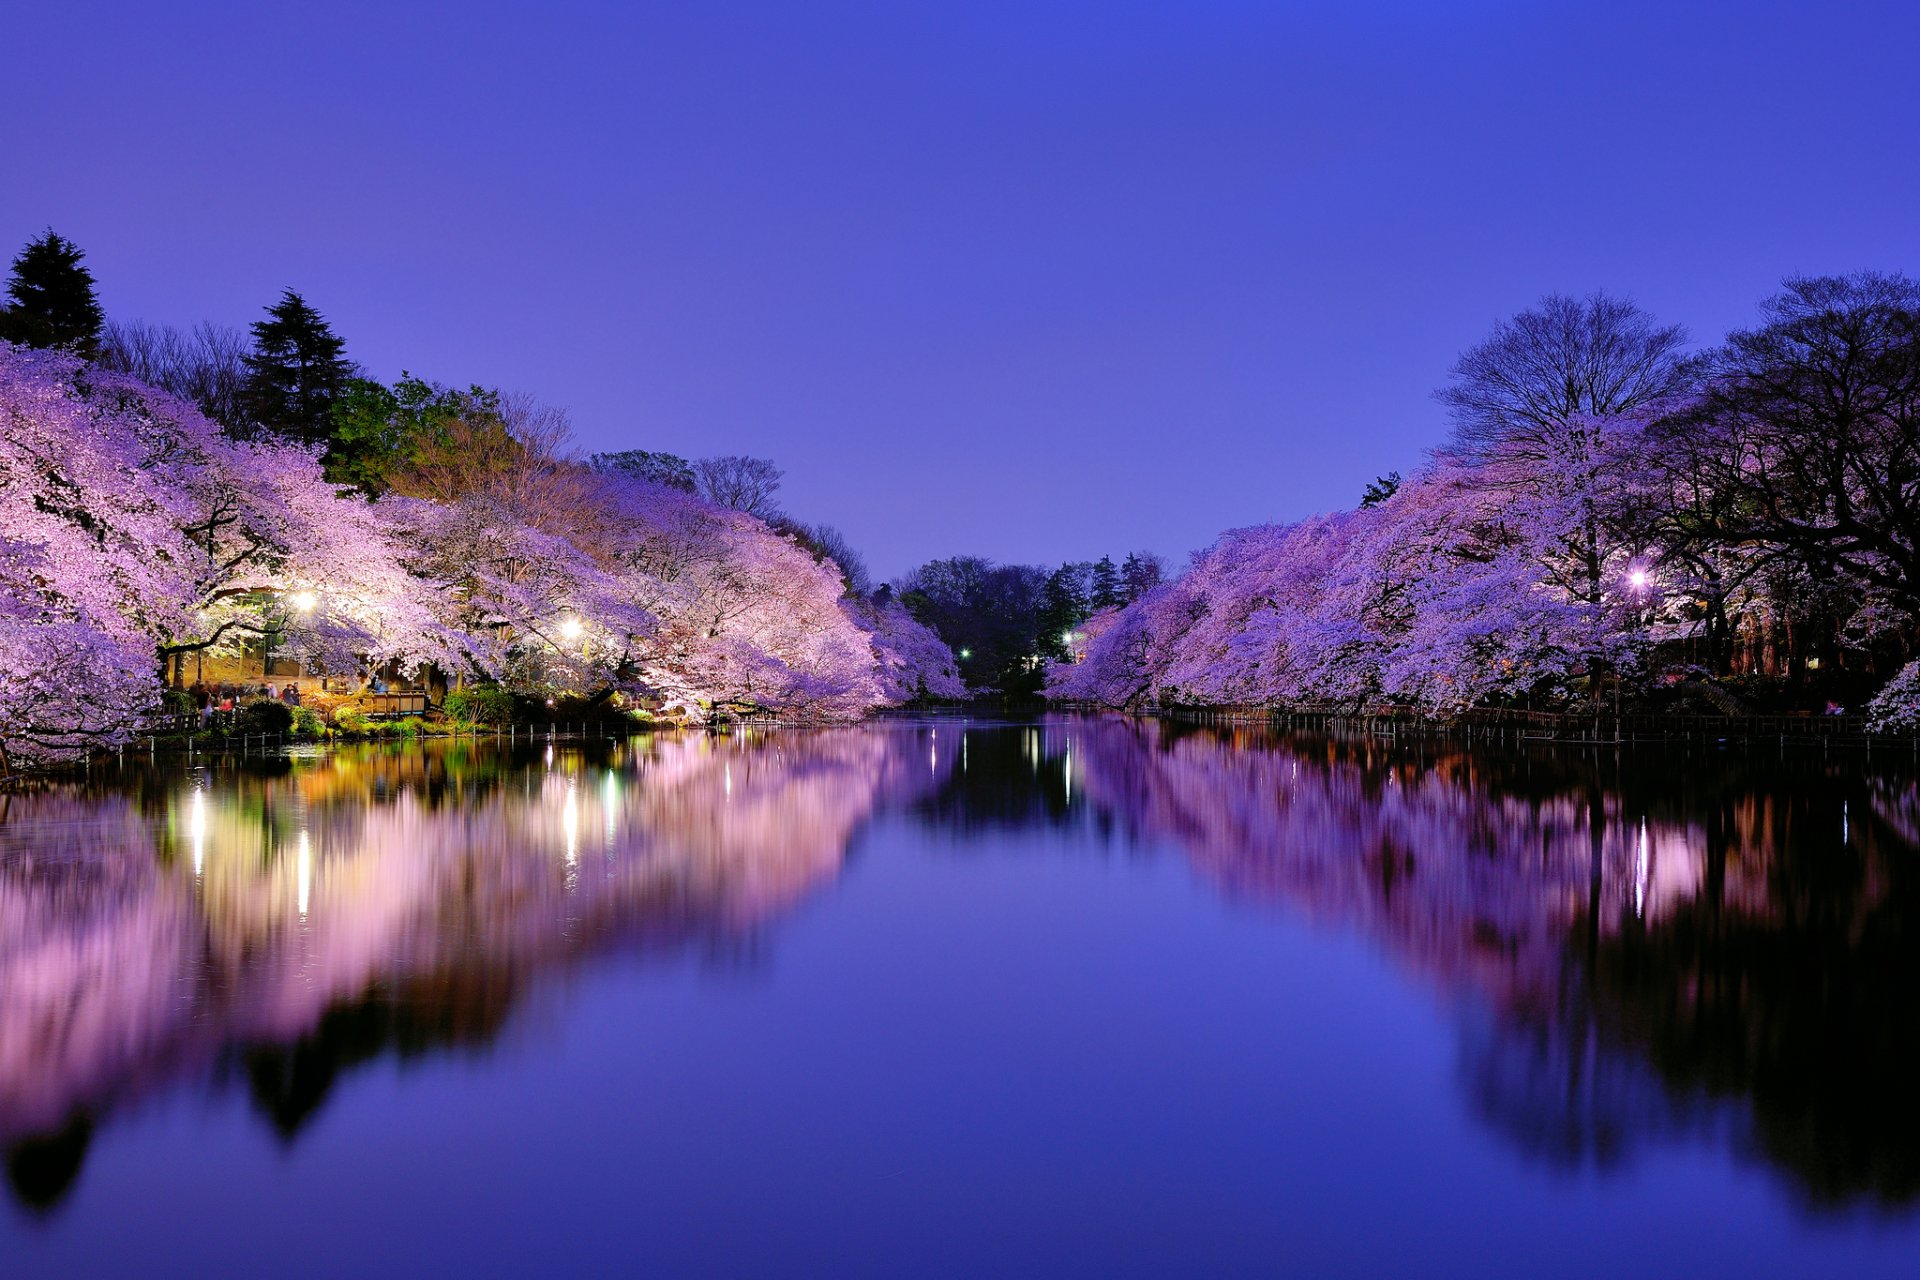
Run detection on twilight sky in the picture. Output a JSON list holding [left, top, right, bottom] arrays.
[[8, 1, 1917, 579]]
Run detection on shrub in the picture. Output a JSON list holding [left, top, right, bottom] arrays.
[[1866, 661, 1920, 735], [291, 706, 326, 739], [237, 699, 294, 735], [398, 716, 427, 738], [333, 707, 371, 734], [444, 685, 514, 725]]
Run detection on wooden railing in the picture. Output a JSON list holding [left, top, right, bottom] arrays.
[[360, 692, 430, 718], [1138, 701, 1892, 742]]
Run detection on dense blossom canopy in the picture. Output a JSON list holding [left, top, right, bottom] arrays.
[[0, 345, 957, 766], [1050, 414, 1680, 712]]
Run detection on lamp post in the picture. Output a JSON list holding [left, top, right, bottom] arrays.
[[1617, 567, 1654, 740], [266, 590, 317, 679]]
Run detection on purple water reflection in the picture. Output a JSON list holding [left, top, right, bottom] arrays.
[[1, 718, 1917, 1276]]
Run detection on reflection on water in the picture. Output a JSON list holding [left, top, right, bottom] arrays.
[[1, 717, 1918, 1225]]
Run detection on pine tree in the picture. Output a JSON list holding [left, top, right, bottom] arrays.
[[242, 289, 353, 442], [0, 231, 105, 355], [1089, 556, 1121, 611], [1040, 563, 1090, 658], [1119, 551, 1164, 603]]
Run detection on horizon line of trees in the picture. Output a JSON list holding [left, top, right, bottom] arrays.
[[13, 228, 1920, 731], [891, 550, 1165, 697]]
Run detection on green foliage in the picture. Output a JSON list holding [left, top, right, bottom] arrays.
[[0, 231, 104, 355], [443, 685, 514, 725], [332, 707, 372, 733], [397, 716, 427, 738], [326, 373, 500, 495], [237, 699, 294, 735], [242, 289, 352, 444], [290, 706, 327, 738]]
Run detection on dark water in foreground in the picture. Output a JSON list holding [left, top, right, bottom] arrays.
[[2, 717, 1919, 1277]]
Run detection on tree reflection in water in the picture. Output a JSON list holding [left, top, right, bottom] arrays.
[[0, 727, 954, 1208], [1, 717, 1917, 1216]]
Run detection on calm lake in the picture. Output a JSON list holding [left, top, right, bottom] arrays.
[[2, 716, 1918, 1277]]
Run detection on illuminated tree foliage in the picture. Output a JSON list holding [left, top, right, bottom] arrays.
[[0, 347, 957, 766]]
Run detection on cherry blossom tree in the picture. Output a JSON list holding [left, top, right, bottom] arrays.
[[848, 595, 967, 703]]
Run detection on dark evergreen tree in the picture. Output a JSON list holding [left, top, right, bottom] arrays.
[[1040, 563, 1091, 659], [1360, 471, 1402, 508], [0, 231, 105, 355], [1119, 551, 1164, 603], [1089, 555, 1121, 611], [242, 289, 353, 443]]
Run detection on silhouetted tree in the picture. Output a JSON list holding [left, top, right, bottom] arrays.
[[242, 289, 353, 443], [897, 556, 1052, 694], [0, 230, 104, 355], [98, 318, 249, 427], [1119, 551, 1164, 602], [1438, 292, 1693, 467], [1360, 471, 1402, 508], [777, 520, 872, 595], [1089, 555, 1121, 611], [590, 449, 696, 492], [1652, 272, 1920, 627], [693, 455, 783, 518]]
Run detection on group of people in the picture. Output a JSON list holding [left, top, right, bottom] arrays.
[[186, 680, 303, 725]]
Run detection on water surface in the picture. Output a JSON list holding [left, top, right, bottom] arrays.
[[3, 717, 1918, 1277]]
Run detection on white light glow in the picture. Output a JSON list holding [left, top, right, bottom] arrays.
[[297, 830, 312, 919], [1634, 819, 1649, 918], [563, 782, 579, 868], [289, 590, 318, 613], [559, 617, 584, 640], [189, 788, 207, 878]]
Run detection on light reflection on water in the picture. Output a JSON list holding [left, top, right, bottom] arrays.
[[0, 717, 1918, 1274]]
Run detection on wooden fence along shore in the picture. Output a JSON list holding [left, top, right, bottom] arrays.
[[5, 703, 1917, 788], [1141, 702, 1915, 751], [0, 713, 834, 786]]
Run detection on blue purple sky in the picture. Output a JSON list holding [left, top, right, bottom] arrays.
[[9, 1, 1917, 578]]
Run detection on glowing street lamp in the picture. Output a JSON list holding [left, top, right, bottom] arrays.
[[559, 617, 585, 641], [958, 648, 971, 660], [1627, 568, 1650, 591]]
